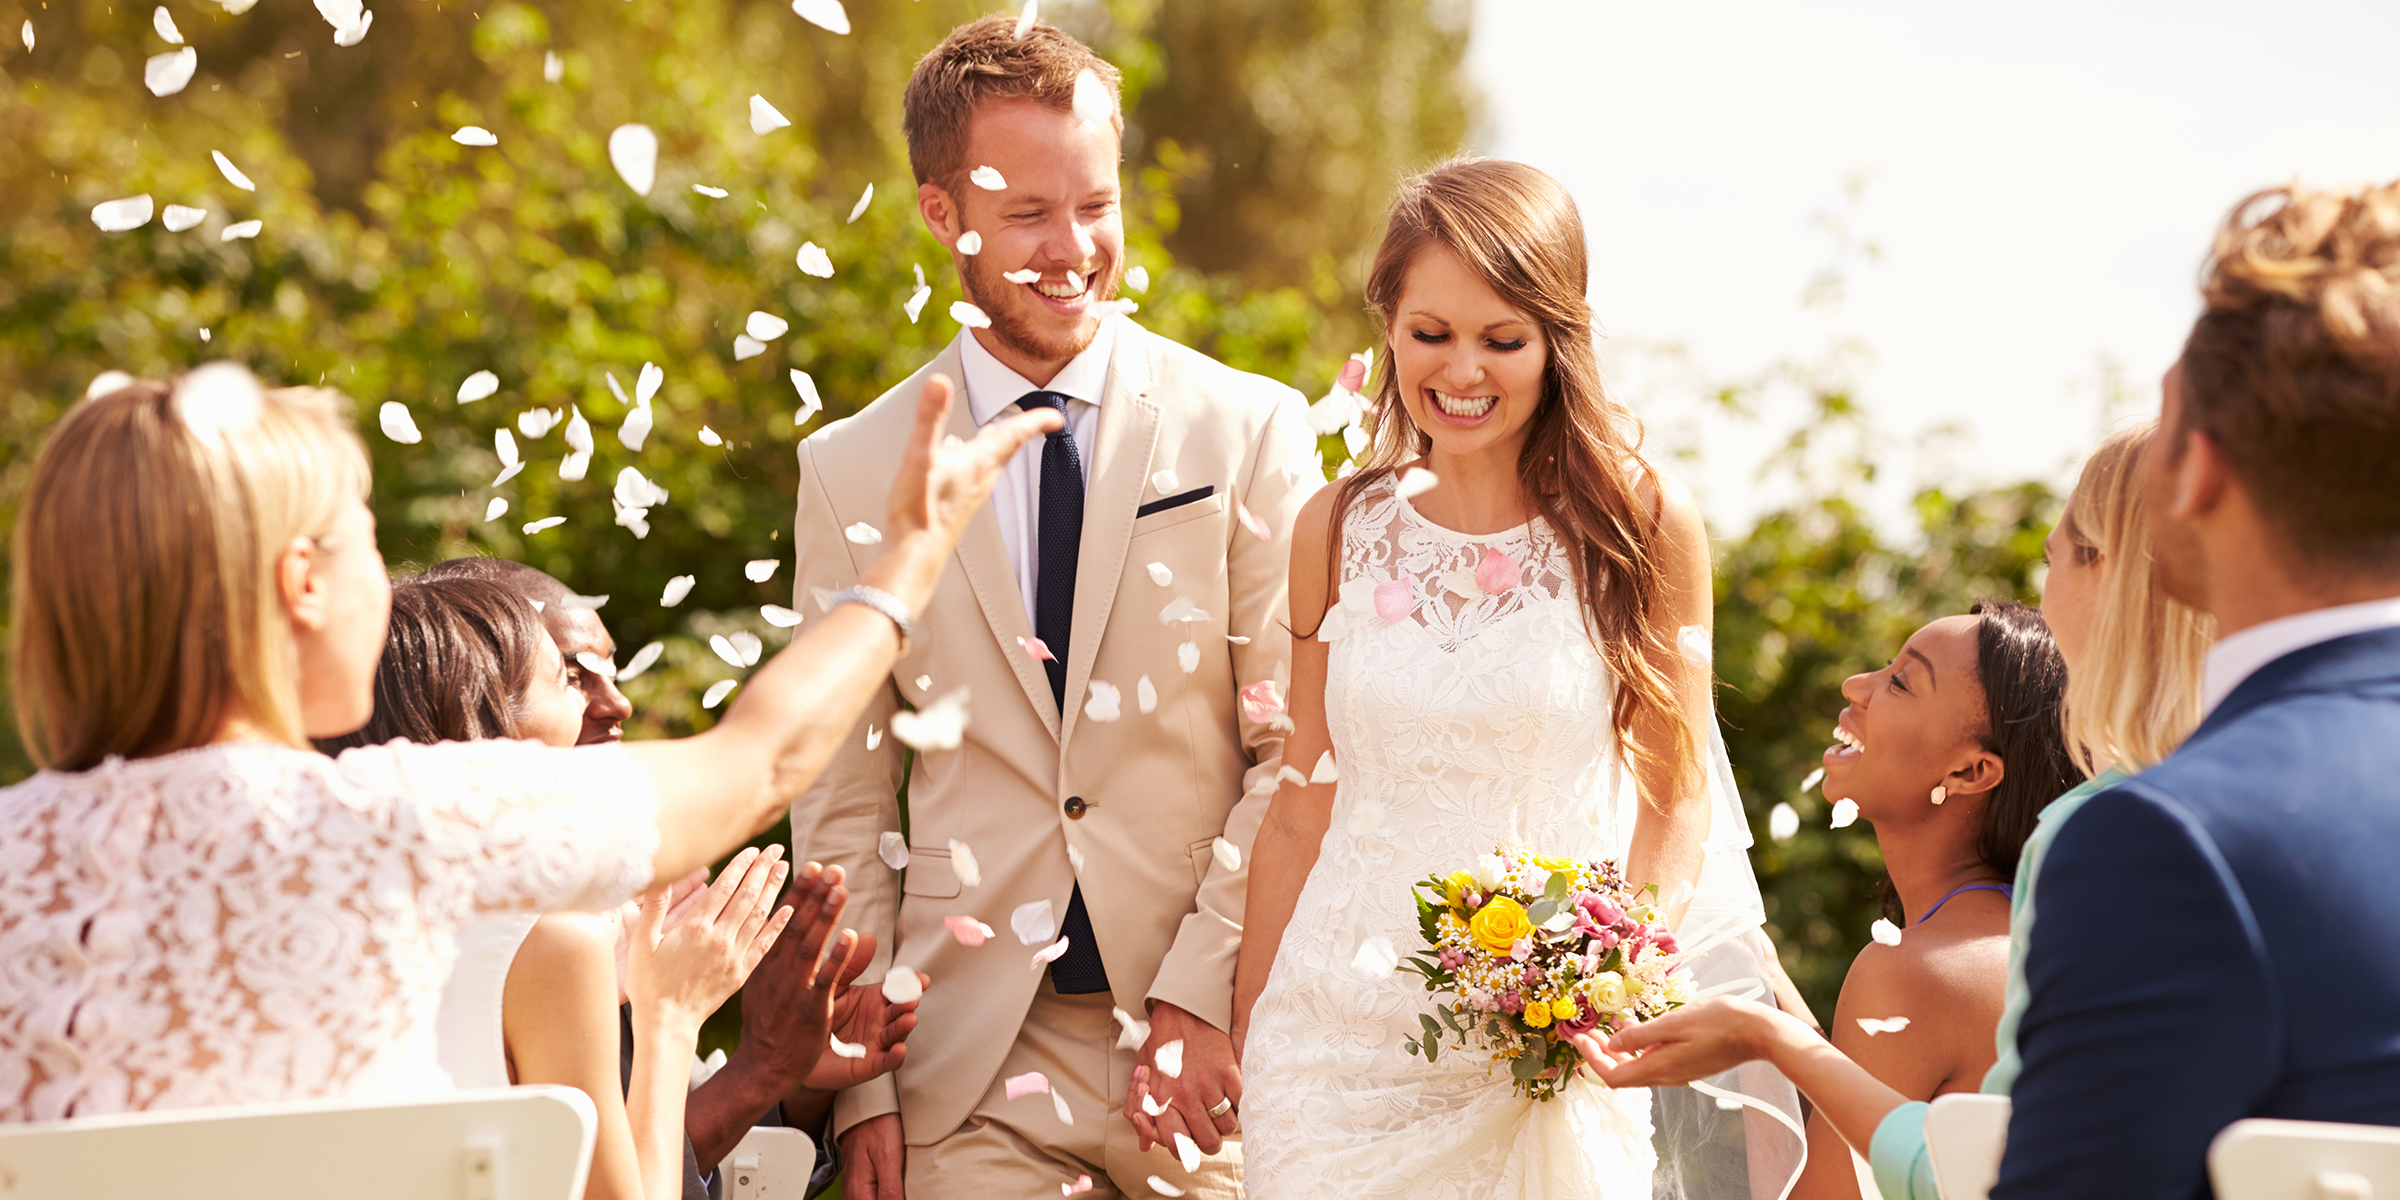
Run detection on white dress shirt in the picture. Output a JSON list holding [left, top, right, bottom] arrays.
[[2200, 594, 2400, 715], [960, 317, 1119, 624]]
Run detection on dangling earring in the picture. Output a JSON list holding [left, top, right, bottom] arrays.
[[1930, 785, 1948, 806]]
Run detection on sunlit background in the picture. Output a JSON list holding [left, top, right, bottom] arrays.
[[1, 0, 2390, 1019]]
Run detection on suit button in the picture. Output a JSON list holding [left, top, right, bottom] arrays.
[[1064, 796, 1088, 819]]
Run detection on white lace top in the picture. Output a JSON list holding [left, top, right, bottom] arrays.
[[0, 738, 658, 1122]]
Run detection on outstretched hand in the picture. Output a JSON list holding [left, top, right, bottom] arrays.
[[1569, 996, 1783, 1090], [883, 372, 1059, 567], [628, 845, 793, 1033], [808, 937, 921, 1091]]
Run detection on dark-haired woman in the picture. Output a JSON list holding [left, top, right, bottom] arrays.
[[1581, 602, 2080, 1200]]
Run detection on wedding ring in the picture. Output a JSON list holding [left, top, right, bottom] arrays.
[[1207, 1097, 1234, 1119]]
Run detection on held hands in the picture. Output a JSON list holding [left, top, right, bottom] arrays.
[[877, 373, 1061, 604], [1123, 1001, 1243, 1156], [628, 846, 793, 1035]]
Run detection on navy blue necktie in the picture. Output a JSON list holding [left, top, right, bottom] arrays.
[[1016, 390, 1109, 994]]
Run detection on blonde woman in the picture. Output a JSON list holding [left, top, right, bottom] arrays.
[[0, 365, 1052, 1121], [1576, 422, 2212, 1200]]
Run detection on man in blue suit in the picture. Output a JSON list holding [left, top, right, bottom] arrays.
[[1995, 180, 2400, 1198]]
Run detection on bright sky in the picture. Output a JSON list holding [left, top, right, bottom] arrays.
[[1465, 0, 2400, 534]]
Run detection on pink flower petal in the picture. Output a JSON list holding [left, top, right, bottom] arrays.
[[1004, 1071, 1051, 1099], [1018, 636, 1056, 662], [1337, 356, 1368, 394], [1235, 499, 1271, 541], [943, 915, 995, 947], [1030, 936, 1071, 970], [1238, 680, 1284, 724], [1064, 1176, 1094, 1196], [1373, 578, 1415, 622], [1474, 546, 1522, 594]]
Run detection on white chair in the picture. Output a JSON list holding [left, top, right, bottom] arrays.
[[717, 1125, 818, 1200], [1924, 1092, 2011, 1200], [0, 1085, 596, 1200], [2211, 1118, 2400, 1199]]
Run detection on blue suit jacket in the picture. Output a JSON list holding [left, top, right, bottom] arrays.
[[1995, 626, 2400, 1199]]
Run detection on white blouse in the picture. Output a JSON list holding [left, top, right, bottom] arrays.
[[0, 738, 658, 1122]]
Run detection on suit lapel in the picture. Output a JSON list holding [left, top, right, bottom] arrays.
[[924, 338, 1065, 741], [1058, 324, 1162, 748]]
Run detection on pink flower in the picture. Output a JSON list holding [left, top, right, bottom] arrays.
[[1650, 929, 1680, 957], [1573, 893, 1625, 937], [1521, 963, 1545, 986], [1239, 680, 1284, 723], [1474, 546, 1521, 594], [1373, 578, 1415, 622], [1558, 1004, 1601, 1038], [1508, 936, 1534, 962], [1500, 989, 1524, 1015]]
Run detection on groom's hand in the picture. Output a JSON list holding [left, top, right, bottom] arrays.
[[1124, 1002, 1241, 1156], [840, 1113, 905, 1200]]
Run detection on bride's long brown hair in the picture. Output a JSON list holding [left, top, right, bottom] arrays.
[[1324, 157, 1694, 796]]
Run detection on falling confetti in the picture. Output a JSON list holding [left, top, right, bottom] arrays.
[[746, 311, 789, 341], [1173, 1133, 1202, 1173], [518, 408, 560, 437], [316, 0, 372, 45], [543, 51, 562, 82], [1149, 1178, 1186, 1198], [1004, 268, 1042, 284], [1150, 468, 1179, 494], [1141, 1091, 1170, 1117], [709, 631, 762, 669], [733, 335, 767, 361], [969, 165, 1007, 191], [1277, 765, 1307, 788], [692, 184, 728, 198], [661, 575, 696, 606], [1018, 636, 1056, 662], [92, 195, 155, 233], [208, 151, 256, 193], [1768, 803, 1799, 842], [880, 965, 923, 1004], [1238, 679, 1284, 723], [876, 832, 910, 870], [1154, 1040, 1184, 1079], [575, 652, 618, 680], [1396, 466, 1439, 500], [895, 687, 971, 751], [865, 725, 882, 750], [1067, 843, 1084, 875], [1212, 836, 1240, 871], [1084, 680, 1122, 723], [790, 0, 850, 34], [564, 407, 593, 452], [847, 183, 873, 223], [1013, 0, 1038, 38], [1858, 1017, 1912, 1036], [796, 242, 834, 277], [1012, 899, 1057, 946], [617, 642, 665, 681], [620, 404, 654, 450], [1869, 919, 1903, 947], [1136, 675, 1157, 714], [827, 1034, 866, 1060], [957, 230, 982, 255], [19, 20, 30, 51], [144, 46, 197, 96], [702, 679, 738, 708], [790, 369, 823, 425], [761, 604, 801, 627], [220, 219, 262, 241], [844, 522, 883, 545], [161, 204, 206, 232], [1029, 937, 1071, 970], [1830, 798, 1860, 829], [1351, 935, 1399, 979], [378, 401, 422, 443], [1004, 1072, 1051, 1100], [1800, 767, 1826, 793], [950, 839, 981, 887], [944, 915, 994, 946], [1235, 499, 1271, 540], [1065, 1176, 1094, 1195], [451, 126, 498, 147], [1310, 751, 1339, 784], [635, 362, 663, 405], [522, 516, 566, 535], [904, 285, 933, 323], [484, 498, 508, 522], [1475, 547, 1521, 594], [1178, 641, 1200, 674], [495, 428, 521, 470], [1677, 625, 1713, 666], [749, 94, 790, 135], [458, 370, 499, 403], [744, 560, 779, 582], [1126, 265, 1149, 293], [1113, 1007, 1150, 1050], [1145, 562, 1173, 587], [1159, 596, 1207, 625], [950, 301, 992, 329], [608, 124, 658, 196]]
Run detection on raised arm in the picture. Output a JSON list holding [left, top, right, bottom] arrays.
[[623, 376, 1058, 882], [1229, 483, 1338, 1054], [1624, 469, 1716, 922]]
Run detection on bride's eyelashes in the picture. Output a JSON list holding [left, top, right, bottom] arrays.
[[1407, 328, 1529, 352]]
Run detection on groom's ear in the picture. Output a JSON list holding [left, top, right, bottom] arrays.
[[918, 182, 962, 247]]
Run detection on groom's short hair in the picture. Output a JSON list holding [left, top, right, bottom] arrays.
[[903, 15, 1123, 197], [2181, 180, 2400, 576]]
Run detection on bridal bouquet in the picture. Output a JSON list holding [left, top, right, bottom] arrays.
[[1398, 844, 1689, 1100]]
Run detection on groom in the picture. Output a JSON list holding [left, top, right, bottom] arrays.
[[1995, 180, 2400, 1197], [786, 15, 1318, 1199]]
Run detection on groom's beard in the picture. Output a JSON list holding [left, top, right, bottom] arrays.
[[959, 249, 1121, 367]]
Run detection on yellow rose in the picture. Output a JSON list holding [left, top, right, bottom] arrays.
[[1443, 871, 1477, 909], [1469, 896, 1534, 954], [1549, 994, 1580, 1022], [1520, 997, 1554, 1028], [1585, 971, 1630, 1014], [1532, 855, 1578, 873]]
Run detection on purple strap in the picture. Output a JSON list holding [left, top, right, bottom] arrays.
[[1913, 882, 2014, 927]]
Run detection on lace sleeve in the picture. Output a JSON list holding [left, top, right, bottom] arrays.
[[326, 739, 660, 925]]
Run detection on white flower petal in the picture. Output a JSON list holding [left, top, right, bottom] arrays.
[[558, 448, 591, 481], [1150, 468, 1179, 495], [636, 362, 664, 405], [1277, 765, 1308, 788], [451, 125, 498, 147], [790, 0, 849, 34], [795, 241, 833, 277], [761, 604, 801, 628], [1158, 596, 1207, 625], [543, 51, 562, 82], [458, 369, 499, 403], [746, 311, 789, 341], [1768, 802, 1799, 842], [1126, 265, 1149, 293], [607, 124, 657, 196], [1145, 562, 1173, 587], [692, 184, 727, 198], [483, 497, 508, 522], [21, 19, 32, 51], [564, 407, 592, 452], [731, 631, 762, 667], [522, 516, 565, 535], [733, 334, 766, 361], [1801, 766, 1826, 793], [220, 219, 262, 241], [744, 559, 779, 582], [969, 165, 1006, 191], [844, 522, 883, 545], [1350, 935, 1399, 979], [92, 195, 155, 233], [1141, 1091, 1170, 1117], [492, 462, 525, 487], [749, 93, 790, 135], [153, 5, 183, 44], [1154, 1039, 1184, 1079], [956, 230, 982, 255], [1071, 66, 1116, 128], [1211, 836, 1240, 871], [1052, 1088, 1074, 1127], [1174, 1132, 1201, 1174], [617, 641, 665, 681], [1004, 268, 1041, 284], [518, 407, 560, 438], [791, 369, 823, 424], [211, 150, 256, 192], [1870, 919, 1903, 947], [161, 204, 206, 232], [1013, 0, 1039, 38], [575, 651, 617, 681], [1830, 798, 1860, 829], [878, 832, 909, 870], [949, 839, 980, 888], [1067, 843, 1084, 875], [710, 634, 744, 670], [914, 675, 932, 691], [1178, 641, 1200, 674], [865, 725, 881, 750], [619, 404, 653, 451], [1136, 675, 1157, 714], [1396, 466, 1439, 500], [1011, 899, 1057, 946], [893, 687, 971, 751], [702, 679, 738, 709], [145, 47, 197, 97], [879, 965, 923, 1004], [1083, 680, 1121, 723], [903, 285, 931, 323], [847, 182, 873, 224], [377, 400, 421, 443], [1310, 751, 1339, 784], [1678, 624, 1712, 666], [1112, 1007, 1150, 1050], [1029, 937, 1071, 970], [827, 1034, 866, 1059], [661, 575, 696, 606], [1858, 1016, 1912, 1036], [949, 301, 991, 329]]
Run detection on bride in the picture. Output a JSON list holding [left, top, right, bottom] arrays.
[[1232, 158, 1805, 1199]]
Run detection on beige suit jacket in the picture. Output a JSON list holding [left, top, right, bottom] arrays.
[[788, 323, 1319, 1143]]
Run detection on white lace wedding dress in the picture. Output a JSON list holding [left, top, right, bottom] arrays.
[[1241, 474, 1807, 1200]]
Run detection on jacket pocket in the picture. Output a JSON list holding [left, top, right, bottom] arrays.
[[901, 848, 962, 899], [1132, 493, 1226, 538]]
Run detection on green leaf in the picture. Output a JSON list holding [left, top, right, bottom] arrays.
[[1545, 869, 1572, 902], [1526, 898, 1558, 925]]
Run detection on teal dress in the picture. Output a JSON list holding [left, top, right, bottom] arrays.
[[1865, 767, 2129, 1199]]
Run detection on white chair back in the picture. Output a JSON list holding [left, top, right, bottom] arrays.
[[0, 1086, 596, 1200], [1924, 1092, 2012, 1200], [2211, 1118, 2400, 1200], [717, 1125, 818, 1199]]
